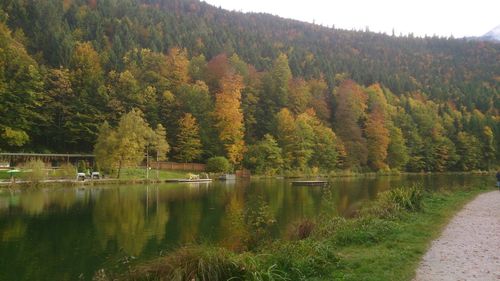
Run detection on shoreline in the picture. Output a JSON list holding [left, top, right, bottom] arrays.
[[113, 184, 493, 280], [0, 178, 206, 188], [0, 170, 493, 188]]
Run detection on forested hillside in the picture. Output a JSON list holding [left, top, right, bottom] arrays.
[[0, 0, 499, 172]]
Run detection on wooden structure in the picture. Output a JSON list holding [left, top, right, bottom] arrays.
[[219, 174, 236, 180], [235, 169, 251, 178], [156, 161, 206, 172], [291, 180, 328, 186], [165, 178, 213, 183], [0, 153, 95, 167]]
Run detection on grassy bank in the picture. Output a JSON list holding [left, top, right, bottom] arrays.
[[0, 168, 199, 186], [117, 168, 195, 180], [106, 183, 490, 281], [328, 187, 486, 280], [251, 169, 495, 180]]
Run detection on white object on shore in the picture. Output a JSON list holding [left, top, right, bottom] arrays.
[[76, 173, 86, 181]]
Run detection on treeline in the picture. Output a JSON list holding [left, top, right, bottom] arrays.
[[0, 0, 499, 173], [1, 0, 499, 110]]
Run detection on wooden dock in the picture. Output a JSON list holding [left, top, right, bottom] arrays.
[[291, 180, 328, 186], [165, 178, 213, 183]]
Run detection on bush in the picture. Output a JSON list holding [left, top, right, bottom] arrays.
[[381, 184, 425, 212], [77, 160, 88, 173], [360, 184, 426, 218], [128, 246, 245, 281], [244, 197, 277, 249], [21, 159, 47, 183], [286, 218, 316, 240], [206, 156, 231, 173], [55, 163, 77, 179]]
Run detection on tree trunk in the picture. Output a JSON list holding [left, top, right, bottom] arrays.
[[117, 159, 123, 179]]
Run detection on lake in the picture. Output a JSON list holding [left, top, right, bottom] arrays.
[[0, 174, 491, 280]]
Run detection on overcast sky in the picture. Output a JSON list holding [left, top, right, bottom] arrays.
[[202, 0, 499, 38]]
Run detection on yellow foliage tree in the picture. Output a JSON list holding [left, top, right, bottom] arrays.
[[213, 74, 246, 165]]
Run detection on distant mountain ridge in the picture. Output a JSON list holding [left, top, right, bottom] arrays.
[[467, 25, 500, 42], [481, 25, 500, 41]]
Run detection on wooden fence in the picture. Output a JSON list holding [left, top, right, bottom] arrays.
[[235, 169, 251, 178], [155, 161, 206, 172]]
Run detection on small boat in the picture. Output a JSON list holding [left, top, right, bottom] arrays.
[[291, 180, 328, 186], [219, 174, 236, 180]]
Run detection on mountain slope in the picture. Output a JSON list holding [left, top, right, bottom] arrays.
[[0, 0, 498, 172], [1, 0, 498, 111], [481, 25, 500, 41]]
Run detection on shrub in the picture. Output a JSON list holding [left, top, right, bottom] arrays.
[[206, 156, 231, 173], [55, 163, 77, 179], [21, 159, 47, 183], [382, 184, 425, 212], [244, 197, 276, 249], [128, 246, 245, 281], [77, 160, 88, 173], [286, 218, 316, 240], [361, 184, 426, 218]]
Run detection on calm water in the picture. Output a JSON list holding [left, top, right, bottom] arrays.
[[0, 174, 491, 280]]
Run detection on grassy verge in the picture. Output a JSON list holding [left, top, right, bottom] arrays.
[[329, 188, 485, 280], [105, 183, 490, 281], [118, 168, 194, 180]]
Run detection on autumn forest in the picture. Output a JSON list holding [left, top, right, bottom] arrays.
[[0, 0, 499, 173]]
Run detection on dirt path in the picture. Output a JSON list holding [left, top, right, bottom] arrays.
[[414, 190, 500, 281]]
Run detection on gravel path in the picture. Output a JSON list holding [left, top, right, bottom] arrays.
[[414, 191, 500, 281]]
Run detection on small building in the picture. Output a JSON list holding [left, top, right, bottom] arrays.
[[0, 153, 95, 168]]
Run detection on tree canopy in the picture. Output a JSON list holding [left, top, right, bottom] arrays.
[[0, 0, 499, 173]]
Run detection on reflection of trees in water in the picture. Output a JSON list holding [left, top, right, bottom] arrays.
[[93, 188, 169, 256], [12, 188, 81, 216], [331, 177, 394, 216], [0, 219, 27, 242], [218, 191, 247, 251], [174, 200, 202, 244], [20, 191, 48, 215]]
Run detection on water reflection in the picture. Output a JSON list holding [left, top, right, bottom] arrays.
[[0, 174, 492, 281]]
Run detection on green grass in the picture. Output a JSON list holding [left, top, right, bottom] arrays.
[[330, 189, 484, 281], [117, 168, 196, 180], [0, 169, 29, 180], [0, 170, 10, 180]]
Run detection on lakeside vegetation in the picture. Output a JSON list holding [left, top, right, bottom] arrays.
[[92, 183, 490, 281], [0, 160, 196, 185], [0, 0, 498, 176]]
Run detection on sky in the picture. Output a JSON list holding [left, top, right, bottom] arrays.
[[202, 0, 500, 38]]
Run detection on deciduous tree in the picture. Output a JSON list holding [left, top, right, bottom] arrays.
[[213, 74, 246, 165]]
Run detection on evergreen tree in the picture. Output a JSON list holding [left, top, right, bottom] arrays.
[[174, 113, 203, 162]]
